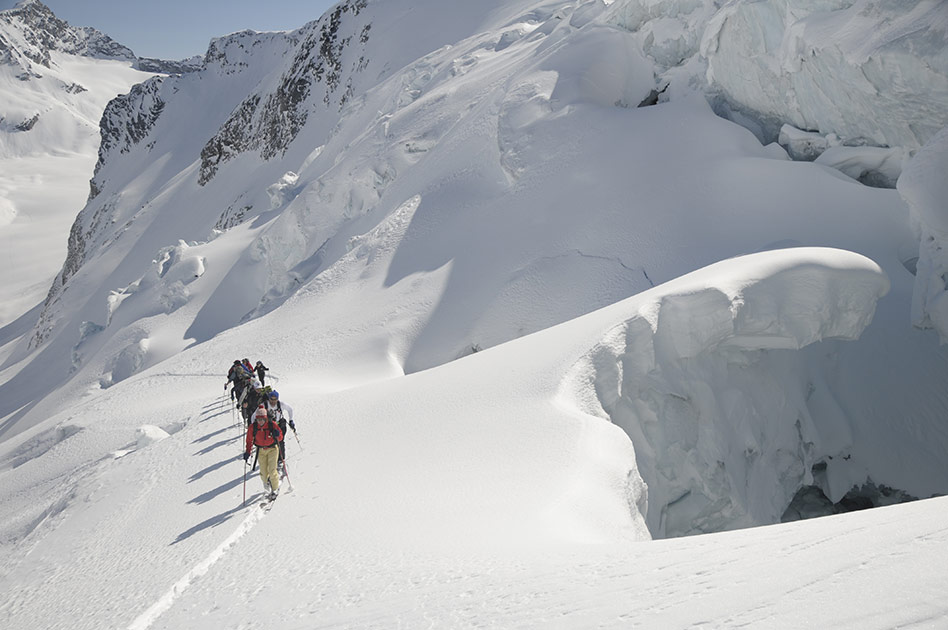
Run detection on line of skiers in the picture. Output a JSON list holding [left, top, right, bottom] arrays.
[[226, 358, 295, 501]]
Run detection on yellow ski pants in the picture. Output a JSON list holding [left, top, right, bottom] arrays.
[[257, 445, 280, 493]]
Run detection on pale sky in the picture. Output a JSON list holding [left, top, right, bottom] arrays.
[[0, 0, 338, 60]]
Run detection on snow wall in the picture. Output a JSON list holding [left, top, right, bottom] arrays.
[[560, 248, 898, 538]]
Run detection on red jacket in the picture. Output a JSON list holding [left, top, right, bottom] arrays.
[[246, 419, 283, 453]]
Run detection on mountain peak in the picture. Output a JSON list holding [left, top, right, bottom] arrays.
[[0, 0, 136, 69], [10, 0, 52, 12]]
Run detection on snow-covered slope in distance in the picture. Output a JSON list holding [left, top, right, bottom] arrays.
[[0, 0, 165, 328]]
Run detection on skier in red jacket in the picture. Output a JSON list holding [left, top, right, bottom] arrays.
[[243, 405, 283, 500]]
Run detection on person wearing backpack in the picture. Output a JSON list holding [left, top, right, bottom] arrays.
[[242, 358, 255, 377], [243, 405, 283, 500], [226, 360, 246, 403], [232, 361, 255, 407], [255, 360, 269, 386], [241, 377, 266, 424], [264, 390, 295, 465]]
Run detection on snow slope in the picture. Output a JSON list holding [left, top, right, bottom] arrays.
[[2, 0, 948, 627], [5, 247, 946, 630], [0, 52, 153, 327], [0, 1, 157, 327]]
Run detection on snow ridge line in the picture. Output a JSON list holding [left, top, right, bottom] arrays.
[[127, 503, 267, 630]]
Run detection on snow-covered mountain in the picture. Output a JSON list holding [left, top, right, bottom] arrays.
[[0, 0, 136, 71], [2, 0, 948, 627], [0, 0, 199, 327]]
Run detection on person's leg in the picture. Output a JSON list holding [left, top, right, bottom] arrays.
[[259, 446, 280, 495], [257, 448, 270, 492]]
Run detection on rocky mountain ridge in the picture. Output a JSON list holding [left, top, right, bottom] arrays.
[[1, 0, 134, 72], [198, 0, 370, 185], [0, 0, 200, 76], [30, 0, 374, 349]]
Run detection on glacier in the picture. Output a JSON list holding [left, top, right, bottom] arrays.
[[1, 1, 948, 626], [3, 0, 947, 528]]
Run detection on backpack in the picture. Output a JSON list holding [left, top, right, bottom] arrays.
[[267, 400, 282, 423], [250, 419, 279, 444]]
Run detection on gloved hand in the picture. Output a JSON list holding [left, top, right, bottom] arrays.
[[289, 420, 296, 432], [242, 451, 250, 462], [270, 429, 280, 441]]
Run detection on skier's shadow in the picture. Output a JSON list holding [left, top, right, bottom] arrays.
[[194, 436, 238, 456], [199, 408, 230, 422], [188, 457, 233, 483], [172, 503, 245, 545], [192, 425, 232, 444], [187, 477, 243, 505]]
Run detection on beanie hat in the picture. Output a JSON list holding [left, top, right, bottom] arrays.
[[255, 405, 268, 420]]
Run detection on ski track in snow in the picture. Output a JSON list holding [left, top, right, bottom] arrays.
[[128, 409, 270, 630]]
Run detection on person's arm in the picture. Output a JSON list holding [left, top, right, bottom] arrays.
[[270, 421, 283, 443], [284, 403, 295, 431], [244, 424, 254, 460]]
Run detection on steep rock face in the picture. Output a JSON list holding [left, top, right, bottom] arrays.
[[29, 76, 166, 349], [136, 56, 204, 75], [90, 77, 167, 199], [198, 0, 369, 185], [30, 0, 373, 349]]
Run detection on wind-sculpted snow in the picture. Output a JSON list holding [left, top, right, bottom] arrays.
[[605, 0, 716, 71], [560, 248, 891, 537], [899, 127, 948, 342], [605, 0, 948, 178], [4, 246, 944, 630], [699, 0, 948, 152]]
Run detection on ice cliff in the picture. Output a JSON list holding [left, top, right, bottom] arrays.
[[561, 248, 891, 536]]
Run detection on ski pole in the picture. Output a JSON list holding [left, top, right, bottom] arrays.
[[292, 426, 302, 450], [281, 459, 293, 493], [251, 448, 259, 472], [242, 460, 248, 507]]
